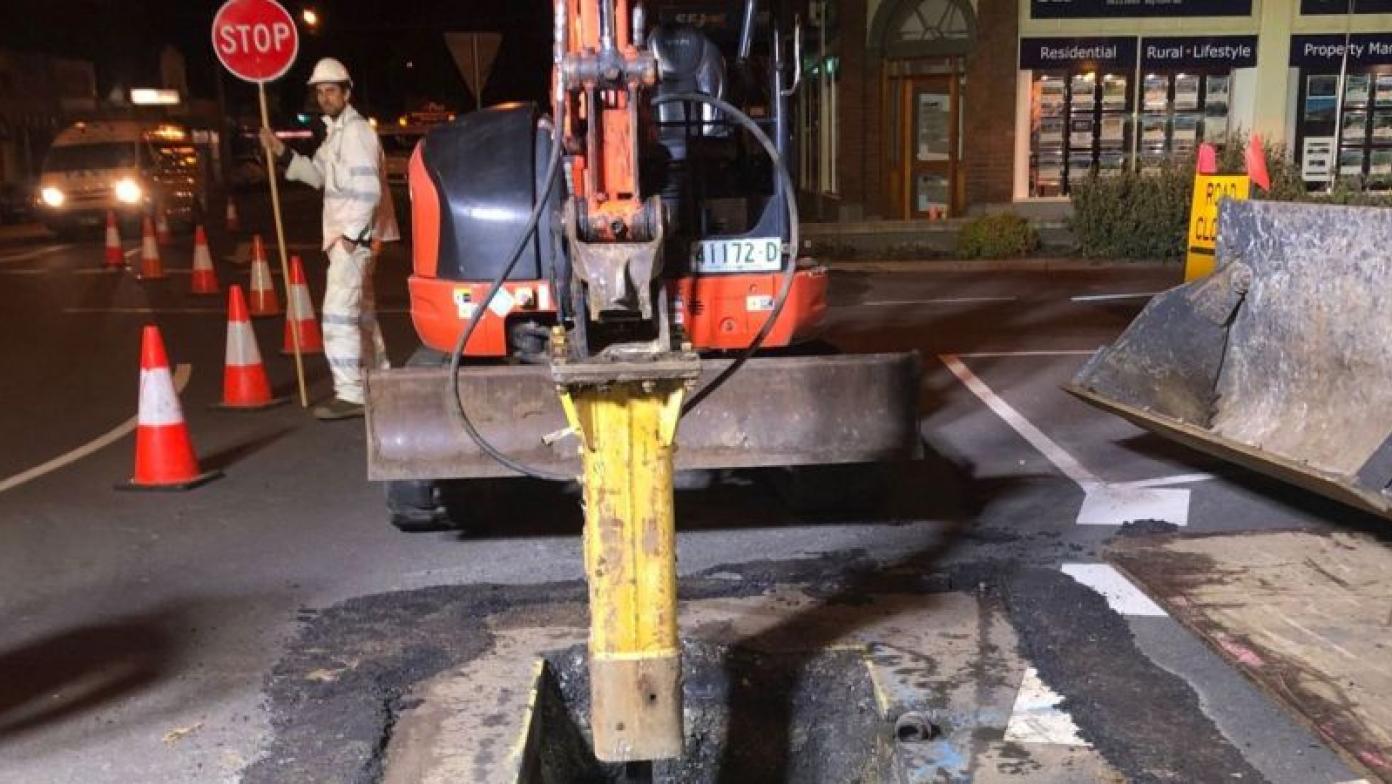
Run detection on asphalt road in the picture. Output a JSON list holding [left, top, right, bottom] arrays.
[[0, 194, 1377, 783]]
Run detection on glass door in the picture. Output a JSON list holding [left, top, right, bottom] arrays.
[[886, 70, 960, 219], [904, 75, 958, 218]]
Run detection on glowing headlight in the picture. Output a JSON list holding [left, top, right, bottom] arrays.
[[113, 178, 142, 205], [41, 187, 65, 208]]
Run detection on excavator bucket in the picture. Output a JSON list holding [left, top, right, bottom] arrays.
[[1066, 199, 1392, 521]]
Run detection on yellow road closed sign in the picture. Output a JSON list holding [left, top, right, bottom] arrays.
[[1185, 174, 1250, 281]]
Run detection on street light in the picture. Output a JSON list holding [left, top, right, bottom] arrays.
[[302, 7, 319, 28]]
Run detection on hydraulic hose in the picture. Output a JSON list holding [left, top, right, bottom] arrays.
[[652, 92, 801, 415], [447, 93, 799, 480], [446, 120, 571, 482]]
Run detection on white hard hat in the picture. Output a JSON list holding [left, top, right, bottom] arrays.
[[307, 57, 352, 86]]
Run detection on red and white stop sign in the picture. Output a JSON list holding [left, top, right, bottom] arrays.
[[212, 0, 299, 83]]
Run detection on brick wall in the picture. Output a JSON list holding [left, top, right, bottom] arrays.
[[840, 0, 879, 220], [821, 0, 1020, 219], [961, 0, 1019, 207]]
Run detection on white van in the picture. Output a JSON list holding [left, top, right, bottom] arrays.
[[36, 120, 207, 235]]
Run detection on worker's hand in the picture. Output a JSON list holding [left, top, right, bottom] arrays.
[[259, 127, 286, 158]]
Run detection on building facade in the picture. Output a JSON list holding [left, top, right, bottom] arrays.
[[798, 0, 1392, 221]]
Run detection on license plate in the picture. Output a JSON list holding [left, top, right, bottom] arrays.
[[690, 237, 783, 274]]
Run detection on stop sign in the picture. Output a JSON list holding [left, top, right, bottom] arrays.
[[212, 0, 299, 83]]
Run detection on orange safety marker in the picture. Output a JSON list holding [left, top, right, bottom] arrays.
[[104, 210, 124, 268], [247, 234, 281, 317], [138, 215, 165, 280], [214, 285, 289, 411], [116, 325, 221, 491], [155, 210, 174, 245], [226, 198, 241, 232], [282, 256, 324, 355], [189, 225, 220, 295]]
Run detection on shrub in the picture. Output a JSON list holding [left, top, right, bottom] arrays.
[[956, 212, 1040, 259], [1071, 132, 1392, 260], [1069, 160, 1193, 260]]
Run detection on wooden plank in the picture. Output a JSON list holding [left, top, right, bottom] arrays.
[[1108, 531, 1392, 782]]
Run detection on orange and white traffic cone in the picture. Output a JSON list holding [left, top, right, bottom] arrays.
[[155, 210, 173, 245], [138, 215, 165, 280], [104, 210, 124, 268], [215, 285, 289, 411], [189, 225, 220, 295], [282, 255, 324, 355], [248, 234, 281, 317], [225, 198, 241, 233], [116, 325, 220, 491]]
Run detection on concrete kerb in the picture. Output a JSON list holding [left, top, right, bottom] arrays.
[[381, 587, 1118, 784]]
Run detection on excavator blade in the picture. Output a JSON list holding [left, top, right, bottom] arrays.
[[366, 352, 922, 481]]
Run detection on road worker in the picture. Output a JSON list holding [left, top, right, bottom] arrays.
[[261, 57, 398, 420]]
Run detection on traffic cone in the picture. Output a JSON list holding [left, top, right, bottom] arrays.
[[225, 198, 241, 233], [246, 233, 267, 267], [189, 226, 220, 295], [156, 210, 173, 245], [138, 215, 165, 280], [282, 256, 324, 355], [248, 234, 280, 317], [215, 285, 289, 411], [104, 210, 124, 268], [116, 325, 220, 491]]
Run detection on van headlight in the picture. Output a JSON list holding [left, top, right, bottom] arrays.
[[113, 178, 143, 205], [40, 187, 65, 208]]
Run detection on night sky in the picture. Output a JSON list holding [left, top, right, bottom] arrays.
[[0, 0, 555, 120]]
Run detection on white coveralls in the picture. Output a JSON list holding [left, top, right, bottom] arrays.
[[285, 105, 399, 405]]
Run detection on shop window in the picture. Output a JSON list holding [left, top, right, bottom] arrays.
[[798, 0, 839, 196], [1138, 71, 1231, 174], [1029, 70, 1132, 197], [1296, 70, 1392, 185], [819, 58, 839, 195]]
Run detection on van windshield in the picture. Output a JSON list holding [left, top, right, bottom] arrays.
[[44, 142, 137, 172]]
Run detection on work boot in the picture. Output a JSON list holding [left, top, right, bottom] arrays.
[[313, 397, 365, 421]]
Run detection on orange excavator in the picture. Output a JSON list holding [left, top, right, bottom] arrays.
[[369, 0, 918, 526], [365, 0, 920, 769]]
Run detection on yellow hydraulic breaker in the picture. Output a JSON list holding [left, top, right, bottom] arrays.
[[554, 346, 701, 763]]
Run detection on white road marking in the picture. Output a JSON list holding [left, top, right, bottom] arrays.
[[1076, 483, 1190, 526], [858, 296, 1018, 307], [953, 350, 1097, 358], [1060, 564, 1167, 617], [1070, 292, 1160, 303], [0, 268, 48, 276], [940, 354, 1193, 526], [124, 247, 140, 259], [1003, 667, 1090, 746], [941, 354, 1099, 486], [0, 364, 192, 495], [1111, 472, 1214, 489], [0, 244, 71, 264]]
